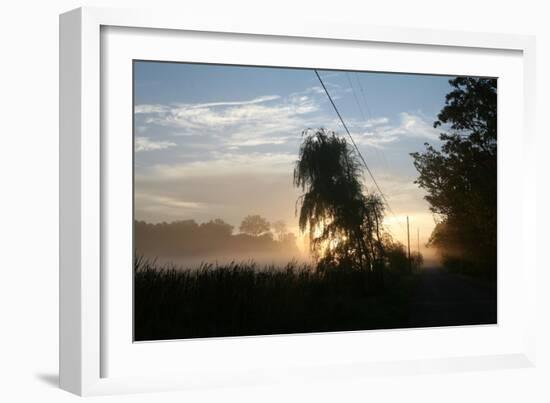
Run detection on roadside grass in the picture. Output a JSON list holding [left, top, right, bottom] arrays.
[[134, 257, 416, 341]]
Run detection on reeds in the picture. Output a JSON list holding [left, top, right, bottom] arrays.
[[134, 257, 413, 341]]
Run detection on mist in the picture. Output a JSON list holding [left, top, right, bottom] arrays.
[[135, 219, 310, 271]]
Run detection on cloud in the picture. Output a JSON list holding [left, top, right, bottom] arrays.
[[354, 112, 440, 148], [136, 193, 206, 210], [396, 112, 440, 139], [136, 94, 316, 131], [227, 136, 291, 147], [364, 117, 389, 127], [135, 91, 322, 150], [135, 192, 206, 209], [182, 95, 281, 109], [134, 97, 282, 115], [135, 137, 176, 152], [134, 193, 210, 222], [134, 104, 170, 114], [140, 152, 297, 179]]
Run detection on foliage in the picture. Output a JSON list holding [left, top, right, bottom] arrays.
[[272, 220, 288, 241], [293, 129, 386, 278], [239, 214, 271, 236], [134, 257, 414, 341], [411, 77, 497, 277], [279, 232, 297, 245], [382, 235, 423, 273], [135, 218, 299, 258]]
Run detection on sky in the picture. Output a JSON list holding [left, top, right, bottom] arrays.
[[134, 61, 456, 258]]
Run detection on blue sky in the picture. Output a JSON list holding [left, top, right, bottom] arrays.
[[134, 61, 456, 252]]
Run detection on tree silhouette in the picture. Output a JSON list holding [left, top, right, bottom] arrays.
[[411, 77, 497, 277], [279, 232, 297, 245], [293, 129, 385, 276], [201, 218, 234, 238], [272, 220, 287, 241], [239, 215, 271, 236], [135, 218, 300, 259]]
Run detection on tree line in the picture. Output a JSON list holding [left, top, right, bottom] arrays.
[[135, 77, 494, 280], [411, 77, 497, 278], [135, 215, 300, 260], [291, 76, 495, 284]]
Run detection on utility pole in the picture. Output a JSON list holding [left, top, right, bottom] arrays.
[[417, 228, 420, 254], [407, 216, 411, 273]]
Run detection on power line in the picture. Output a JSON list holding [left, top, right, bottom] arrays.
[[354, 73, 406, 232], [346, 73, 390, 174], [314, 69, 401, 224], [356, 73, 374, 121], [346, 73, 369, 124], [407, 216, 412, 273], [350, 72, 406, 234], [355, 73, 391, 172], [314, 70, 382, 195]]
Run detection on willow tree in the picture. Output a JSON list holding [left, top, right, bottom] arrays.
[[293, 129, 385, 276]]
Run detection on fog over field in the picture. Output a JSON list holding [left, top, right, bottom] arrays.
[[134, 63, 452, 264], [133, 62, 497, 341]]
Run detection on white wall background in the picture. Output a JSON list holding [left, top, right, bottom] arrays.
[[0, 1, 547, 401]]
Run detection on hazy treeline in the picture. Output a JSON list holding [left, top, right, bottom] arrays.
[[135, 218, 301, 265], [131, 75, 496, 341], [411, 77, 497, 278]]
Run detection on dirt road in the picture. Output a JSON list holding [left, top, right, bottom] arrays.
[[408, 267, 497, 328]]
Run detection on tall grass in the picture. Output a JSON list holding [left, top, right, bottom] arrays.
[[134, 257, 415, 341]]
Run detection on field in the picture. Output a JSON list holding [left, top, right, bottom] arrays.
[[132, 73, 498, 342], [134, 258, 416, 341]]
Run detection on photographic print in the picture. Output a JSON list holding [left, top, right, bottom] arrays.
[[133, 61, 497, 341]]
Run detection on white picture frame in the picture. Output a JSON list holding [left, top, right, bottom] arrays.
[[59, 6, 537, 396]]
